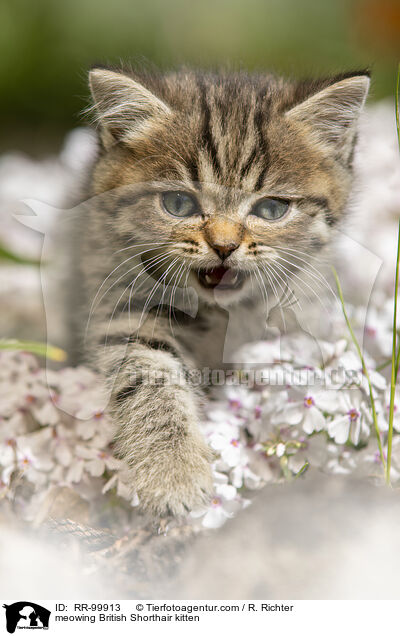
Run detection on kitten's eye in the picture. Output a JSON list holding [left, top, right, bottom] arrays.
[[251, 197, 289, 221], [161, 191, 199, 217]]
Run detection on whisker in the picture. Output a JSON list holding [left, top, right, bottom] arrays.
[[253, 267, 268, 307], [271, 257, 331, 315], [273, 248, 335, 297], [169, 261, 187, 335], [150, 273, 171, 339], [135, 256, 181, 338], [85, 249, 179, 344], [125, 252, 179, 333], [102, 252, 178, 350], [263, 244, 322, 262], [85, 244, 176, 337], [272, 244, 333, 278], [267, 261, 303, 311], [260, 263, 286, 331], [182, 266, 193, 315], [262, 260, 289, 302], [115, 240, 176, 254]]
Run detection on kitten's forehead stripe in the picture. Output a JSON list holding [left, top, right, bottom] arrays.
[[177, 74, 270, 190], [253, 92, 271, 190], [186, 156, 200, 185], [197, 78, 221, 181], [239, 147, 258, 179]]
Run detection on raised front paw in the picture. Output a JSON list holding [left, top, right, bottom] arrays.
[[131, 437, 214, 517]]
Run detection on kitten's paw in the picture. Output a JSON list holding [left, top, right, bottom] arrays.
[[134, 441, 214, 517]]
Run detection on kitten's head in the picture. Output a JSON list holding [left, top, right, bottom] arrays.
[[88, 66, 369, 306]]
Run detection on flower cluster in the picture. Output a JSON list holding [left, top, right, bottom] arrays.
[[1, 296, 399, 531], [0, 352, 138, 526], [189, 322, 400, 527]]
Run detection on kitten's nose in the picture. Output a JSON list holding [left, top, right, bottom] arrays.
[[204, 216, 243, 261], [212, 242, 240, 261]]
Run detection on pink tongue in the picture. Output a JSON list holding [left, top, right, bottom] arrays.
[[207, 266, 232, 284]]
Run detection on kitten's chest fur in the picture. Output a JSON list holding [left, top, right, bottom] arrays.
[[176, 300, 269, 369]]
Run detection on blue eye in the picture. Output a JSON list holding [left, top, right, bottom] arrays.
[[252, 198, 289, 221], [161, 191, 199, 217]]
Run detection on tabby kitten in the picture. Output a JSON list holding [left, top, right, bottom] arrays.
[[77, 65, 369, 515]]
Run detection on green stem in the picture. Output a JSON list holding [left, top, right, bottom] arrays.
[[386, 219, 400, 484], [395, 342, 400, 380], [386, 221, 400, 485], [376, 358, 392, 372], [387, 64, 400, 483], [332, 268, 386, 471]]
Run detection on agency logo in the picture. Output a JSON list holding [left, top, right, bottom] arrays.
[[2, 603, 51, 633]]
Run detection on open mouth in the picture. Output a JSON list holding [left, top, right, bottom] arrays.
[[197, 266, 246, 291]]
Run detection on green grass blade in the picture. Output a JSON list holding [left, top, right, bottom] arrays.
[[376, 358, 392, 372], [386, 219, 400, 484], [0, 339, 67, 362], [332, 267, 386, 471], [395, 65, 400, 382], [0, 242, 41, 266], [386, 63, 400, 483]]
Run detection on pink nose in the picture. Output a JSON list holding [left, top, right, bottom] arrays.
[[211, 242, 240, 261], [204, 216, 244, 261]]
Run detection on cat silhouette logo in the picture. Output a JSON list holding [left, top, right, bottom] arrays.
[[2, 602, 50, 633]]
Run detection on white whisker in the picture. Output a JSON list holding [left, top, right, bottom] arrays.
[[102, 252, 178, 350], [134, 256, 181, 338], [271, 257, 331, 315], [273, 248, 335, 297]]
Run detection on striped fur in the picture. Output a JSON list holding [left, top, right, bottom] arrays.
[[72, 65, 369, 516]]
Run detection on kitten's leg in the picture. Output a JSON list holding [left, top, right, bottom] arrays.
[[97, 334, 214, 516]]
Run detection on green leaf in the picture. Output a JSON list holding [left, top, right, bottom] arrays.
[[0, 242, 41, 266], [0, 339, 67, 362]]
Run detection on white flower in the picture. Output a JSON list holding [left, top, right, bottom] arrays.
[[230, 463, 261, 490], [66, 457, 85, 483], [15, 434, 55, 486], [0, 412, 26, 442], [76, 445, 122, 477], [49, 424, 75, 467], [32, 400, 60, 426], [225, 385, 260, 413], [209, 425, 243, 468], [327, 391, 371, 445], [191, 477, 243, 529], [317, 339, 348, 368], [271, 387, 333, 435], [75, 410, 107, 440]]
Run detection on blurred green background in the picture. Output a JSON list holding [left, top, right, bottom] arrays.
[[1, 0, 399, 155]]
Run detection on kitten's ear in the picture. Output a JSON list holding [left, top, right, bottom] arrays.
[[88, 67, 171, 148], [286, 74, 370, 160]]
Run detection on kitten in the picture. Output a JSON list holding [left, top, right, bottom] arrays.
[[75, 65, 369, 515]]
